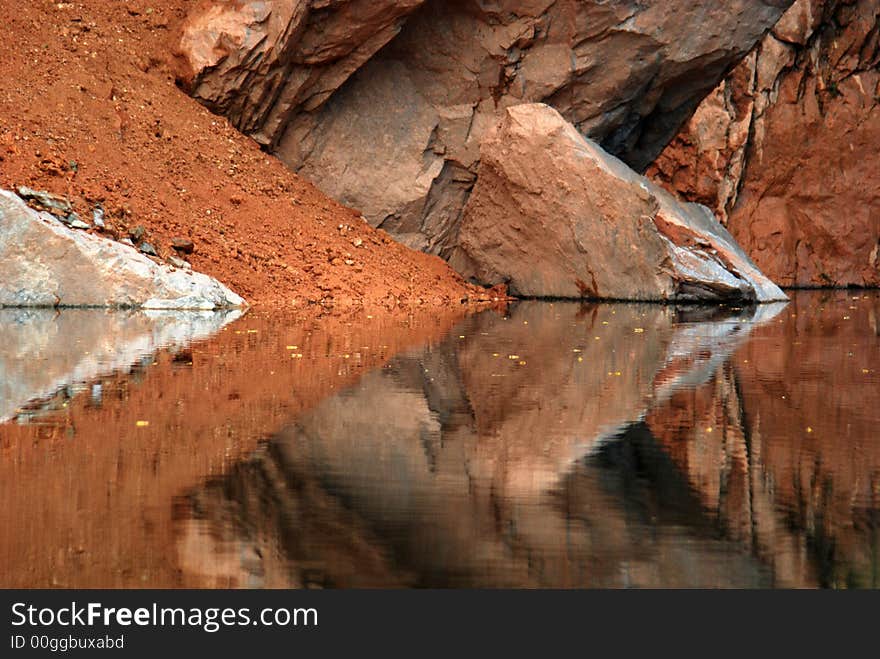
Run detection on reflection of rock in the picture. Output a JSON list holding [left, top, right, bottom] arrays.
[[0, 190, 245, 309], [650, 0, 880, 287], [0, 307, 242, 423], [177, 301, 784, 587], [452, 105, 787, 302], [178, 0, 794, 255], [648, 292, 880, 587]]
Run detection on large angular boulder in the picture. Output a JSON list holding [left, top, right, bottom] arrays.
[[177, 0, 795, 255], [450, 104, 787, 302], [0, 190, 245, 309], [649, 0, 880, 287]]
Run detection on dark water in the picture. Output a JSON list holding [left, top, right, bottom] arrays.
[[2, 292, 879, 588]]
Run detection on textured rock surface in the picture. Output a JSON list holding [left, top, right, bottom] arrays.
[[175, 0, 425, 146], [650, 0, 880, 287], [452, 105, 787, 302], [177, 0, 793, 255], [0, 190, 245, 309]]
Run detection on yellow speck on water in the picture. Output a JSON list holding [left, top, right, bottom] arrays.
[[343, 354, 350, 359], [572, 349, 582, 353], [633, 328, 644, 333], [247, 329, 258, 334], [291, 353, 303, 359], [595, 336, 600, 340], [523, 321, 528, 325], [806, 427, 813, 433], [843, 316, 851, 320], [743, 359, 749, 364], [508, 355, 520, 360], [577, 357, 583, 362], [602, 321, 609, 325], [518, 361, 527, 366], [286, 345, 298, 350], [615, 371, 621, 376], [136, 421, 149, 428], [706, 427, 713, 433], [459, 335, 466, 339], [863, 369, 871, 374], [492, 353, 500, 357]]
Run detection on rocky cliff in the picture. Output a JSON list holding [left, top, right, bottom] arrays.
[[177, 0, 794, 259], [650, 0, 880, 287]]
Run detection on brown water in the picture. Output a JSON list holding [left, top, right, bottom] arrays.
[[2, 291, 878, 588]]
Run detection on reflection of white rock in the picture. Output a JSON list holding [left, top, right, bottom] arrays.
[[0, 308, 243, 422], [578, 303, 787, 461], [0, 189, 245, 309]]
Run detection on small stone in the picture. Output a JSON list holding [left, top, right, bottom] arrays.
[[352, 238, 363, 248], [344, 259, 356, 266], [170, 237, 195, 254], [139, 241, 158, 257], [92, 204, 105, 228], [129, 225, 146, 242], [68, 218, 91, 230], [17, 186, 71, 215], [166, 255, 189, 269], [120, 238, 135, 247], [60, 212, 90, 230]]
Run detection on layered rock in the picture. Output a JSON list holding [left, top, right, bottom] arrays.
[[451, 104, 787, 302], [650, 0, 880, 287], [177, 0, 794, 255], [0, 189, 245, 309]]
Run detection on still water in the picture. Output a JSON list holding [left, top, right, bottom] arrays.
[[1, 291, 878, 588]]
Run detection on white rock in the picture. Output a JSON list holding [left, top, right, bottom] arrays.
[[0, 189, 246, 309]]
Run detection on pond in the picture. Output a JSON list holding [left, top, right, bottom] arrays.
[[1, 291, 878, 588]]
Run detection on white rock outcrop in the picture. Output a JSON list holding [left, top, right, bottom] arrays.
[[0, 189, 245, 309]]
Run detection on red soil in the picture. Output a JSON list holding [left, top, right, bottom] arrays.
[[0, 0, 484, 309]]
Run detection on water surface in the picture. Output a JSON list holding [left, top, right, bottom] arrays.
[[2, 292, 878, 588]]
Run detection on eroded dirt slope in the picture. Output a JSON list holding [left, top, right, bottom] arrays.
[[0, 0, 479, 308]]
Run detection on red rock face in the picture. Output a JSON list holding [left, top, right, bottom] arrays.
[[650, 0, 880, 288]]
